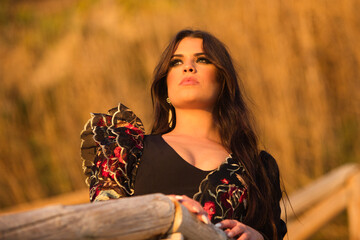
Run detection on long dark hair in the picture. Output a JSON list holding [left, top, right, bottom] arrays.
[[151, 29, 282, 239]]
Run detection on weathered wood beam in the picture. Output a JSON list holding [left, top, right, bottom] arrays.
[[286, 186, 348, 240], [0, 193, 229, 240], [348, 172, 360, 240], [0, 194, 174, 240], [282, 163, 359, 219]]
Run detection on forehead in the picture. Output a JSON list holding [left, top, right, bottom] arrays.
[[174, 37, 204, 54]]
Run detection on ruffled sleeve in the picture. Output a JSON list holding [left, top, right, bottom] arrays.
[[80, 103, 145, 202]]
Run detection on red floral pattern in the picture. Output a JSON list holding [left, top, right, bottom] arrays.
[[203, 201, 216, 220], [80, 103, 145, 202], [221, 178, 229, 184], [81, 103, 248, 224], [194, 156, 248, 224]]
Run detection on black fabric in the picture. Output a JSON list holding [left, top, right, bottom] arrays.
[[81, 104, 287, 239], [133, 135, 211, 198]]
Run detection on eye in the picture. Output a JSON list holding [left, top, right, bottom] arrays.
[[196, 57, 212, 64], [169, 58, 182, 67]]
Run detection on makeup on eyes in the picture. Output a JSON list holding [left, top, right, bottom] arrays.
[[169, 53, 212, 67]]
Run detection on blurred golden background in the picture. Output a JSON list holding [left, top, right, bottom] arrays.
[[0, 0, 359, 238]]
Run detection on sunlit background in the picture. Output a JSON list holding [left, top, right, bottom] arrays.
[[1, 0, 359, 239]]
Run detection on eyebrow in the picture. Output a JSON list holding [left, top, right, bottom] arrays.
[[171, 52, 206, 58]]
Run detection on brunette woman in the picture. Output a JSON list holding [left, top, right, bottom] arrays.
[[81, 29, 287, 240]]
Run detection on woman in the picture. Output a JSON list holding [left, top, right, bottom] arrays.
[[81, 29, 287, 240]]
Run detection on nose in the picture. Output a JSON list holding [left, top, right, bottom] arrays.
[[183, 64, 196, 73]]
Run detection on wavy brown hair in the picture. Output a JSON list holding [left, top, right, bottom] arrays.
[[151, 29, 283, 239]]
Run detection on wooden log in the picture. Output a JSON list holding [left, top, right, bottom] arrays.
[[282, 163, 359, 219], [348, 172, 360, 240], [168, 201, 228, 240], [0, 193, 174, 240], [161, 233, 184, 240], [286, 186, 348, 240]]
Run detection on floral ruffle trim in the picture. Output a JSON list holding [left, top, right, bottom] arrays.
[[80, 103, 145, 202], [194, 156, 248, 224]]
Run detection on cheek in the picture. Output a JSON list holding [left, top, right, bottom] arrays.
[[166, 68, 178, 84], [207, 69, 220, 90], [209, 71, 222, 99], [211, 82, 221, 101], [204, 66, 217, 83]]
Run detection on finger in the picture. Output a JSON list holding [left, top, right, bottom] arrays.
[[181, 201, 209, 223], [226, 224, 246, 239], [167, 195, 185, 204], [179, 195, 200, 206], [167, 195, 182, 204], [167, 195, 176, 200], [224, 229, 230, 234], [179, 195, 205, 214], [216, 219, 238, 229], [237, 234, 250, 240], [197, 213, 211, 224], [176, 195, 210, 224], [174, 195, 184, 203]]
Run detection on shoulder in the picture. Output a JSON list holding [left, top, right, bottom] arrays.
[[80, 103, 145, 201], [259, 150, 283, 203], [259, 150, 277, 164], [143, 134, 162, 143], [80, 103, 145, 165], [259, 150, 280, 181]]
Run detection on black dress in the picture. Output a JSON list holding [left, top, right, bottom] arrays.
[[80, 103, 287, 239], [134, 135, 211, 198]]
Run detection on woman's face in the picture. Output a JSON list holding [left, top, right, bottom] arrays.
[[166, 37, 220, 111]]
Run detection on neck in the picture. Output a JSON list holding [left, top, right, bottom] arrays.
[[168, 108, 221, 143]]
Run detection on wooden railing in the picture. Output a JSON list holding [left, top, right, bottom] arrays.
[[283, 163, 360, 240], [0, 193, 228, 240], [0, 163, 359, 240]]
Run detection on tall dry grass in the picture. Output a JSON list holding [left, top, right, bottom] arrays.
[[0, 0, 359, 219]]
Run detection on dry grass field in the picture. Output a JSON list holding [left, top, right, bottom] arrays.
[[0, 0, 359, 238]]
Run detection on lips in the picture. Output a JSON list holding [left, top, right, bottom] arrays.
[[179, 76, 199, 86]]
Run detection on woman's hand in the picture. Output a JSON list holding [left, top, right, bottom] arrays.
[[215, 219, 264, 240], [168, 195, 210, 224], [167, 195, 263, 239]]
